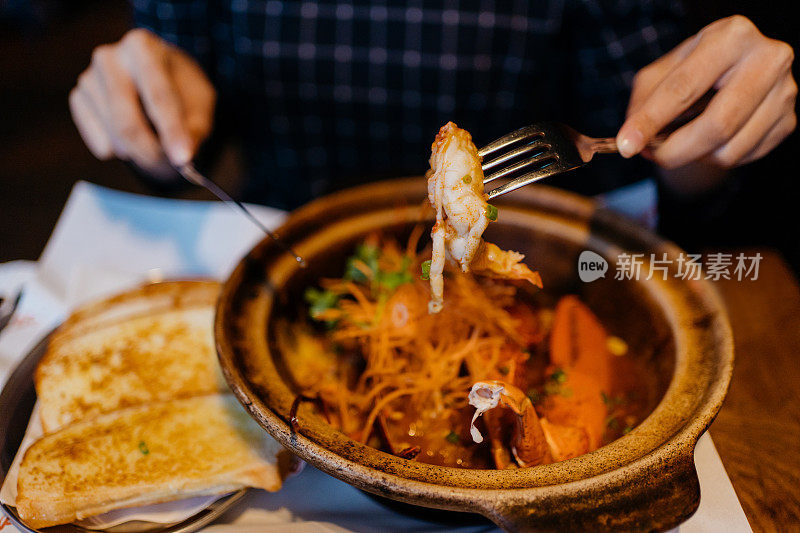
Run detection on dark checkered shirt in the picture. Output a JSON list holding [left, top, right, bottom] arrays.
[[133, 0, 685, 209]]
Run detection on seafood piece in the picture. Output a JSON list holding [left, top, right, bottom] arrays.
[[426, 122, 542, 313], [539, 370, 605, 451], [469, 380, 594, 466], [470, 242, 543, 289], [549, 295, 613, 387], [544, 296, 614, 448], [539, 418, 590, 462], [469, 381, 553, 466], [467, 299, 618, 466], [427, 122, 490, 313], [468, 381, 505, 443]]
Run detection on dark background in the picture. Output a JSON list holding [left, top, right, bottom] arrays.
[[1, 0, 798, 268]]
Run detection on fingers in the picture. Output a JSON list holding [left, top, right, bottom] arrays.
[[711, 74, 796, 167], [69, 85, 113, 160], [626, 34, 702, 117], [170, 50, 216, 153], [732, 75, 798, 166], [652, 39, 795, 168], [618, 15, 765, 158], [740, 113, 797, 165], [90, 44, 165, 170], [69, 28, 217, 171], [120, 30, 193, 165]]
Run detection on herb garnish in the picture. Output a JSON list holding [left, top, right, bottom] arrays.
[[543, 368, 571, 397], [550, 368, 567, 384], [344, 243, 380, 283], [527, 389, 542, 404], [304, 287, 339, 320], [421, 260, 432, 280]]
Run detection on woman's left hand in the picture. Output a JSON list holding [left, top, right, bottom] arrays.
[[617, 15, 797, 170]]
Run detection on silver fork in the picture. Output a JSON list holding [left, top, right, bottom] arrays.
[[480, 93, 713, 199], [479, 123, 664, 200]]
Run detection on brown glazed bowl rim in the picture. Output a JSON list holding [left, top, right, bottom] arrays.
[[215, 178, 734, 530]]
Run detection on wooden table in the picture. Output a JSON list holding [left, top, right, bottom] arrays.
[[710, 249, 800, 530]]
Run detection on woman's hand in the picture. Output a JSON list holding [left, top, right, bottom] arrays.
[[617, 15, 796, 179], [69, 29, 216, 178]]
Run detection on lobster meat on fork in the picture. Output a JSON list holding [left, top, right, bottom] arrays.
[[426, 122, 542, 313]]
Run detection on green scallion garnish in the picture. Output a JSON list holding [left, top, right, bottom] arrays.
[[421, 260, 432, 280], [304, 287, 340, 320], [527, 389, 542, 404], [485, 204, 498, 221]]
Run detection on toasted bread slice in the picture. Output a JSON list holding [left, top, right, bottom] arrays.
[[35, 280, 227, 432], [16, 394, 289, 529], [48, 280, 221, 348]]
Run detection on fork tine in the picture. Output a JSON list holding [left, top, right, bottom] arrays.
[[477, 125, 544, 159], [486, 164, 560, 200], [483, 152, 557, 184], [481, 140, 549, 173]]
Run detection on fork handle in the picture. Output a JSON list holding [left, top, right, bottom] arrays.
[[590, 134, 669, 154]]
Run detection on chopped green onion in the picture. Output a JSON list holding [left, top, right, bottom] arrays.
[[344, 243, 380, 282], [138, 441, 150, 455], [421, 260, 432, 281], [601, 391, 625, 407], [543, 381, 561, 396], [344, 260, 368, 283], [498, 365, 510, 375], [304, 287, 339, 319], [623, 425, 634, 435], [445, 431, 460, 444], [485, 204, 498, 221], [462, 174, 472, 184], [550, 368, 567, 384], [527, 389, 542, 404], [377, 270, 413, 291]]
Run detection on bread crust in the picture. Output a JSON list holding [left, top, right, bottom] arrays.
[[16, 394, 286, 529], [35, 280, 226, 432]]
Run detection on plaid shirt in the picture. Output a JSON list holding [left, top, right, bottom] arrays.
[[134, 0, 685, 209]]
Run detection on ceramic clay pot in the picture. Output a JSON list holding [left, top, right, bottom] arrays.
[[215, 178, 733, 532]]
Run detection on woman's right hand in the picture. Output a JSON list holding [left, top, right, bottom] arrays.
[[69, 28, 216, 178]]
